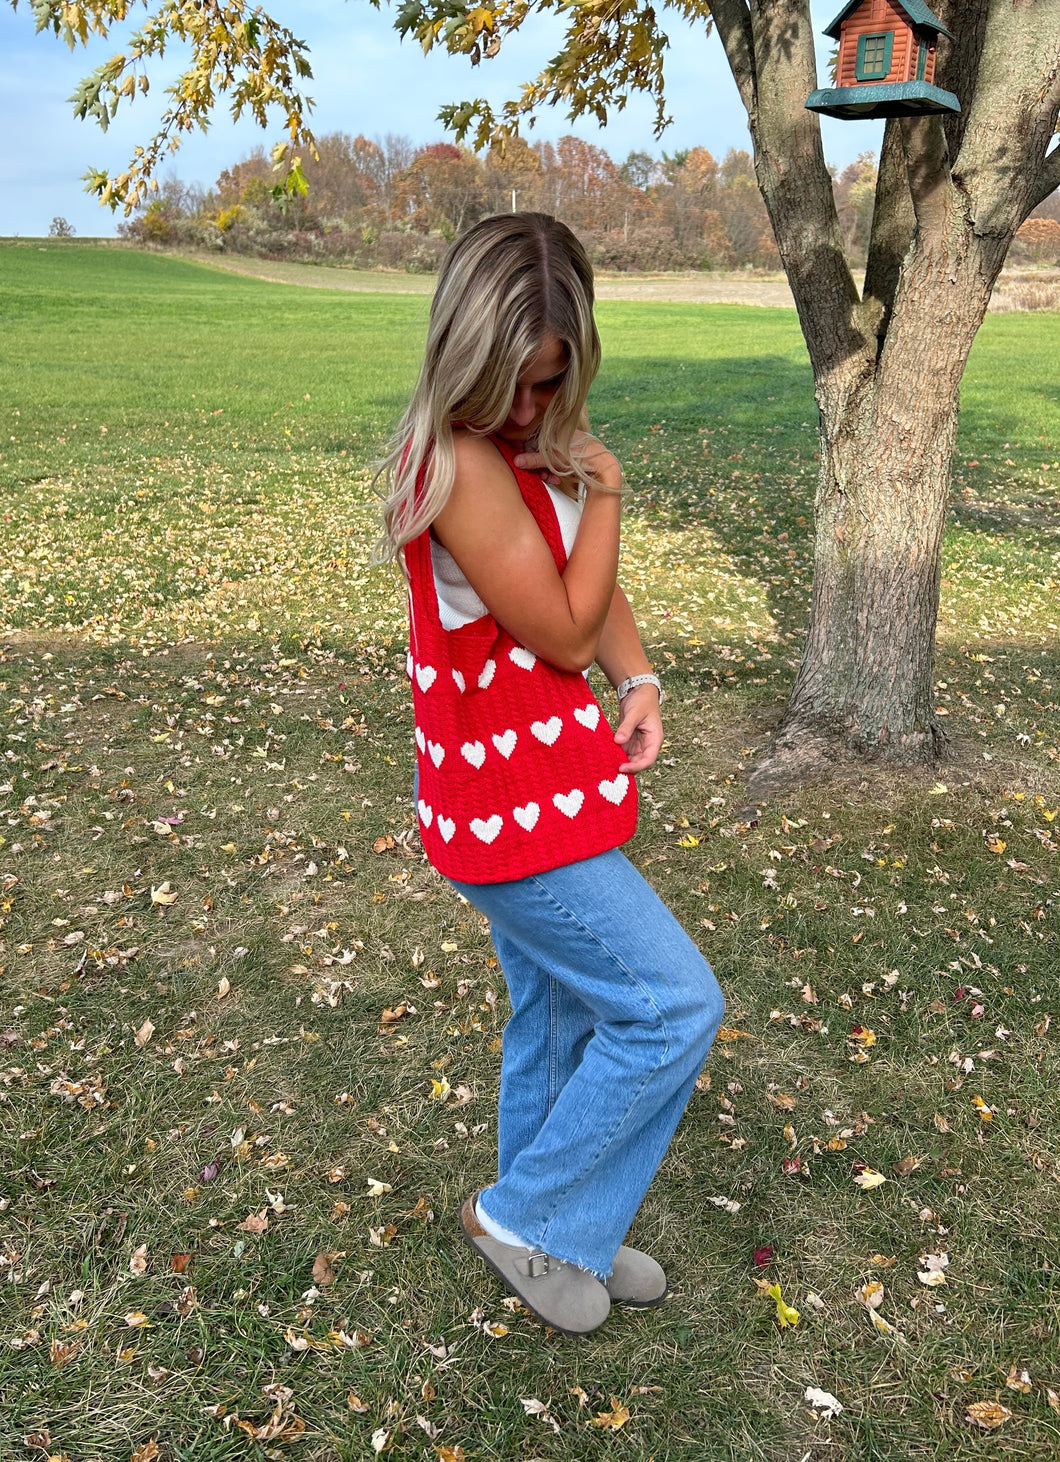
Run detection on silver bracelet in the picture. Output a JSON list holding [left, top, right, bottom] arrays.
[[616, 673, 664, 705]]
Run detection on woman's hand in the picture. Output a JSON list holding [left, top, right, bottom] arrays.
[[614, 683, 663, 774], [514, 430, 621, 493]]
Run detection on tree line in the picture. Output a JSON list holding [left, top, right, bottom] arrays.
[[120, 132, 895, 273]]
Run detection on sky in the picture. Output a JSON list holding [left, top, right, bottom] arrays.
[[0, 1, 882, 238]]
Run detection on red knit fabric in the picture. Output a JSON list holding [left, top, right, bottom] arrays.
[[405, 436, 638, 883]]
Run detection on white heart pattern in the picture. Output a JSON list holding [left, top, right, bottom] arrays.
[[461, 740, 486, 769], [414, 726, 426, 754], [477, 659, 496, 690], [598, 773, 630, 805], [573, 703, 600, 732], [509, 647, 537, 672], [492, 729, 517, 759], [406, 651, 414, 679], [451, 669, 466, 693], [553, 788, 584, 819], [428, 739, 445, 768], [513, 802, 540, 831], [470, 815, 503, 845], [437, 816, 456, 843], [417, 799, 433, 828], [531, 716, 562, 746], [415, 663, 437, 692]]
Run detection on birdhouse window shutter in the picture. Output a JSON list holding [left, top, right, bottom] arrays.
[[855, 31, 894, 81]]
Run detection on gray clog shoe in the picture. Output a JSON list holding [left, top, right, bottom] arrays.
[[459, 1195, 611, 1336]]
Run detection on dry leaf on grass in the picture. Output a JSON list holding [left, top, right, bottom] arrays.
[[434, 1447, 466, 1462], [133, 1018, 155, 1048], [1004, 1364, 1031, 1393], [966, 1400, 1012, 1429], [520, 1398, 560, 1433], [589, 1397, 631, 1430], [805, 1386, 843, 1419], [130, 1442, 160, 1462], [311, 1252, 336, 1287], [237, 1211, 269, 1234], [856, 1281, 885, 1311]]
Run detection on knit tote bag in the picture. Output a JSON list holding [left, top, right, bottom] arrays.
[[404, 437, 638, 883]]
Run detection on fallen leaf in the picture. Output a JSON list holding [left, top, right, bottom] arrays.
[[589, 1397, 631, 1430], [133, 1019, 155, 1048], [238, 1211, 269, 1234], [853, 1168, 887, 1190], [856, 1280, 885, 1310], [347, 1393, 369, 1413], [435, 1447, 466, 1462], [752, 1245, 775, 1267], [891, 1155, 921, 1177], [717, 1026, 751, 1041], [130, 1441, 160, 1462], [966, 1400, 1012, 1429], [124, 1311, 153, 1328], [520, 1398, 560, 1433], [1004, 1364, 1031, 1393], [365, 1177, 392, 1197], [129, 1243, 148, 1276], [150, 882, 178, 906], [755, 1279, 800, 1328], [805, 1386, 843, 1419], [312, 1252, 336, 1287], [216, 975, 231, 999]]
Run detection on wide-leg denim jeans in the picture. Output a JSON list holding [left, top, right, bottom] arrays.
[[449, 848, 725, 1278]]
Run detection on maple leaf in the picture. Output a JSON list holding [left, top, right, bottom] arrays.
[[588, 1397, 631, 1430]]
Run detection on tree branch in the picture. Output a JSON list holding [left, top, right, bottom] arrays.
[[1025, 142, 1060, 219], [862, 119, 914, 340], [707, 0, 756, 115], [900, 114, 951, 241], [742, 0, 864, 382]]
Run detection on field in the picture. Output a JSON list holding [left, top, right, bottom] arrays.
[[1, 240, 1059, 1462]]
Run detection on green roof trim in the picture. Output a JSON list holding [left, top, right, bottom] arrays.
[[805, 80, 961, 119], [822, 1, 954, 42]]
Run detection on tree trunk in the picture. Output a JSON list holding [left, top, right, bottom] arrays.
[[704, 0, 1060, 794], [751, 234, 1004, 792]]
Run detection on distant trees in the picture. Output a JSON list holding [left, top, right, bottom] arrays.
[[48, 217, 75, 238], [120, 129, 803, 272]]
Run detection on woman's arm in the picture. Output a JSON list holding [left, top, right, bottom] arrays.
[[594, 586, 664, 775], [431, 431, 623, 673]]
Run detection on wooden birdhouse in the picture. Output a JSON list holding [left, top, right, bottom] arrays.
[[806, 0, 960, 120]]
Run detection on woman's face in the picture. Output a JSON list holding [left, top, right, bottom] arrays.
[[493, 334, 569, 445]]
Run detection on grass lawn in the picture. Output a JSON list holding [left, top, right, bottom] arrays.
[[1, 240, 1058, 1462]]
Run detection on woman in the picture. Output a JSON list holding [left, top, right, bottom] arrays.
[[378, 212, 724, 1335]]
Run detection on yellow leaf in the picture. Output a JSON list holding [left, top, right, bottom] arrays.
[[868, 1307, 902, 1338], [853, 1168, 887, 1190], [755, 1279, 800, 1328], [430, 1077, 451, 1101], [123, 1311, 153, 1328], [971, 1094, 994, 1121], [365, 1178, 392, 1197], [589, 1396, 631, 1429], [150, 882, 178, 905], [986, 836, 1006, 854]]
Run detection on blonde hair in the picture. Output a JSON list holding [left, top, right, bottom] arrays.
[[375, 212, 602, 562]]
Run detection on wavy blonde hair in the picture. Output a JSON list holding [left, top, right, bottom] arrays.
[[375, 212, 602, 562]]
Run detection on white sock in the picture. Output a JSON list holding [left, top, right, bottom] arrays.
[[476, 1191, 532, 1249]]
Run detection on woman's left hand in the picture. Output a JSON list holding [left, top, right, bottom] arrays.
[[614, 684, 663, 774]]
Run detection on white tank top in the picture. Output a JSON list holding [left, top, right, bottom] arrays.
[[431, 482, 585, 631]]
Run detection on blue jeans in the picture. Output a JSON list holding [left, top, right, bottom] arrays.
[[448, 849, 725, 1278]]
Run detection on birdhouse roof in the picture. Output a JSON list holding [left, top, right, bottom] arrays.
[[822, 1, 954, 42]]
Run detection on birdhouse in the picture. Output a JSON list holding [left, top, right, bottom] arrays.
[[805, 0, 960, 120]]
